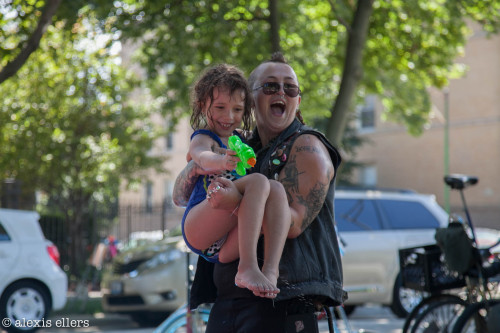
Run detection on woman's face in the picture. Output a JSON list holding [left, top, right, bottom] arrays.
[[203, 87, 245, 138], [252, 62, 301, 141]]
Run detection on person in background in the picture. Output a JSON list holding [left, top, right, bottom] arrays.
[[173, 53, 346, 332], [107, 235, 118, 258]]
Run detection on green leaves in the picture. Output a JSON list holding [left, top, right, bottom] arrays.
[[0, 11, 163, 210], [2, 0, 500, 199]]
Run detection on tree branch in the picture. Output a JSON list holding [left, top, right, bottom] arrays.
[[269, 0, 281, 53], [327, 0, 352, 32], [0, 0, 62, 85]]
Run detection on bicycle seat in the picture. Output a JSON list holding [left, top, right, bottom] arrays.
[[444, 174, 478, 190]]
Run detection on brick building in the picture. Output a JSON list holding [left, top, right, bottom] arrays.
[[351, 24, 500, 228]]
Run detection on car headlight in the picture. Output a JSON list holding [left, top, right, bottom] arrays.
[[130, 248, 183, 276]]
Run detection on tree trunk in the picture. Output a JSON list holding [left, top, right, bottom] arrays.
[[64, 194, 90, 277], [72, 211, 84, 275], [66, 211, 78, 277], [269, 0, 281, 53], [0, 0, 62, 85], [326, 0, 374, 148]]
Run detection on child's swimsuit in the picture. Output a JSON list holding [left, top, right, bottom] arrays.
[[181, 129, 242, 262]]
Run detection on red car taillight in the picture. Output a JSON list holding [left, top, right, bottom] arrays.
[[47, 244, 61, 266]]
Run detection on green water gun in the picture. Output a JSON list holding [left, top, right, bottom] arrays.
[[228, 135, 256, 176]]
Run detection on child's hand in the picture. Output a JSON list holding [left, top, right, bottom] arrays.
[[221, 149, 241, 171]]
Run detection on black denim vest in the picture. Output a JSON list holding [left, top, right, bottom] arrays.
[[190, 119, 347, 308]]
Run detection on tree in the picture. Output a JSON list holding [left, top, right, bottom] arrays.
[[0, 0, 62, 84], [101, 0, 500, 147], [1, 0, 499, 273], [3, 1, 500, 147], [0, 12, 164, 274], [326, 0, 373, 146]]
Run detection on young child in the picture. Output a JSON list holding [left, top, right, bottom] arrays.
[[181, 64, 291, 298]]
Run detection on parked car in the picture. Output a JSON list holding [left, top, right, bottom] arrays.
[[101, 188, 500, 322], [336, 187, 500, 318], [0, 208, 68, 333], [101, 235, 195, 327]]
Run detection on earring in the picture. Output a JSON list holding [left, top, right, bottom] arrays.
[[296, 109, 305, 124]]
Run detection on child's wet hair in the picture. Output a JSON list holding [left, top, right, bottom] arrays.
[[190, 64, 253, 131]]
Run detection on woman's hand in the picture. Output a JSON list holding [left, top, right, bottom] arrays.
[[206, 177, 242, 212]]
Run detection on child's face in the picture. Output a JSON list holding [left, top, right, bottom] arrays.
[[203, 87, 245, 138]]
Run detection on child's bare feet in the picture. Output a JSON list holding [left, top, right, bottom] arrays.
[[251, 268, 279, 298], [235, 268, 279, 298], [262, 267, 278, 288]]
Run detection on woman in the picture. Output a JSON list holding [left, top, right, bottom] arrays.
[[173, 52, 346, 332]]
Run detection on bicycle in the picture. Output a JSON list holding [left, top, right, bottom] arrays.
[[451, 299, 500, 332], [399, 174, 500, 333]]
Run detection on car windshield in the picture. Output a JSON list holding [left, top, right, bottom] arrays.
[[378, 199, 441, 229], [335, 197, 441, 231], [335, 199, 382, 231]]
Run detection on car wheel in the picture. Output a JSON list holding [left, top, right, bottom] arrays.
[[0, 281, 50, 333], [390, 273, 424, 318]]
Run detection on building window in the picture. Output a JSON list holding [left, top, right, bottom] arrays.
[[360, 166, 377, 187], [166, 132, 173, 150], [145, 181, 153, 213], [358, 95, 375, 132], [164, 180, 174, 209], [165, 117, 174, 150]]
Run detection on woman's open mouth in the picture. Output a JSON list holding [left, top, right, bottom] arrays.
[[270, 100, 285, 116]]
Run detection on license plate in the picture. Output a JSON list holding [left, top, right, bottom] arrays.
[[110, 281, 123, 295]]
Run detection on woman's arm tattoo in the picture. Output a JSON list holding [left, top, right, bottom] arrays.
[[296, 180, 329, 231], [281, 144, 333, 232], [280, 155, 303, 206]]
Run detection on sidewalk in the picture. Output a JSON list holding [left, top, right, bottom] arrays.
[[42, 291, 405, 333]]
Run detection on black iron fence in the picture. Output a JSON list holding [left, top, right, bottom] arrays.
[[37, 200, 185, 277], [115, 201, 185, 243]]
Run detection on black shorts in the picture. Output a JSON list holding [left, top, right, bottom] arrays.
[[205, 297, 319, 333]]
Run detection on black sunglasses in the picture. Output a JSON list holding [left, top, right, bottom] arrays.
[[253, 82, 301, 98]]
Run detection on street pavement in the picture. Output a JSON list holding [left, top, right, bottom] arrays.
[[14, 304, 404, 333]]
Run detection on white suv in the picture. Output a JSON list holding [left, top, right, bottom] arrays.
[[0, 209, 68, 333], [336, 188, 500, 317]]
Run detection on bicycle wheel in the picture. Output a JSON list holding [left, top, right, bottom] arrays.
[[451, 300, 500, 333], [410, 298, 466, 333], [403, 294, 464, 333]]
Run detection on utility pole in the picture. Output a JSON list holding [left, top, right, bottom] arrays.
[[443, 88, 450, 213]]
